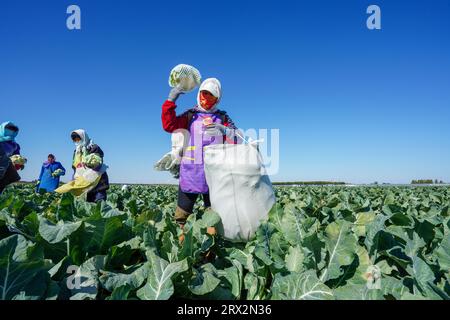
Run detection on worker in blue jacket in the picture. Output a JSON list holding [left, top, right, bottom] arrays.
[[0, 122, 24, 194], [36, 154, 66, 192]]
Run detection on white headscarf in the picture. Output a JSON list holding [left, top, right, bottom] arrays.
[[72, 129, 92, 153], [196, 78, 222, 113]]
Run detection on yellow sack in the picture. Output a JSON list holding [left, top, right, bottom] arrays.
[[55, 176, 102, 196], [56, 165, 105, 196]]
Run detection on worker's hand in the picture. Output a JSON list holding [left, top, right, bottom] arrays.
[[204, 123, 230, 137], [170, 146, 183, 164], [52, 169, 64, 177], [168, 86, 184, 103]]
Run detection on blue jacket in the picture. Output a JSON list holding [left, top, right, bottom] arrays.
[[37, 161, 66, 192], [0, 122, 22, 191]]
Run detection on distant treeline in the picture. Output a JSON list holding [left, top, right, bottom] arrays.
[[273, 181, 346, 186], [411, 179, 445, 184]]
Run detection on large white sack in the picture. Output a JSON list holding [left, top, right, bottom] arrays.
[[204, 143, 276, 242]]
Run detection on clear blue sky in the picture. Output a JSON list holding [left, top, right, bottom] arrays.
[[1, 0, 449, 184]]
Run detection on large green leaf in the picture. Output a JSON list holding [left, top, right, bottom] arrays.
[[435, 236, 450, 271], [302, 233, 326, 271], [107, 284, 133, 300], [333, 283, 383, 300], [189, 264, 221, 296], [38, 217, 82, 244], [105, 236, 142, 269], [271, 271, 333, 300], [98, 201, 125, 218], [364, 214, 389, 257], [279, 205, 304, 245], [381, 276, 410, 299], [100, 263, 149, 292], [404, 233, 426, 258], [407, 255, 441, 299], [229, 247, 257, 273], [217, 260, 243, 299], [83, 215, 131, 254], [353, 211, 376, 237], [254, 223, 274, 266], [11, 269, 55, 300], [136, 252, 188, 300], [56, 193, 77, 221], [320, 221, 357, 282], [285, 245, 304, 273], [160, 232, 179, 263], [244, 272, 267, 300], [0, 235, 49, 300]]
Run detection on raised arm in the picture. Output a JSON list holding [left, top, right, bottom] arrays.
[[161, 100, 189, 133]]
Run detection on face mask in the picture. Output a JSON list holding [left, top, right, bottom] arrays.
[[75, 141, 83, 147], [4, 129, 17, 138], [199, 91, 218, 110]]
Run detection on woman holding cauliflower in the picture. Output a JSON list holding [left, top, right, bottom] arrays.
[[36, 154, 66, 193], [0, 121, 26, 194], [70, 129, 110, 202], [161, 77, 239, 241]]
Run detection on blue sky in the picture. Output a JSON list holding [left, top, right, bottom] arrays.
[[1, 0, 449, 184]]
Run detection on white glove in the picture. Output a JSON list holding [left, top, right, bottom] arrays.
[[154, 152, 180, 179], [204, 123, 231, 137], [154, 151, 179, 171], [154, 153, 171, 171], [154, 131, 188, 177]]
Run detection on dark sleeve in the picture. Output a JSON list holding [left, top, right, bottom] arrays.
[[72, 150, 76, 171], [88, 144, 104, 159], [13, 143, 21, 156], [0, 146, 10, 180], [0, 162, 20, 190], [222, 112, 240, 144], [223, 113, 237, 130]]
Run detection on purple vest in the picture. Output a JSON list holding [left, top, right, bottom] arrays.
[[179, 112, 224, 194]]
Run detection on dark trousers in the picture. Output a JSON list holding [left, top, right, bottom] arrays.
[[177, 186, 211, 213], [0, 163, 20, 194], [86, 190, 107, 203]]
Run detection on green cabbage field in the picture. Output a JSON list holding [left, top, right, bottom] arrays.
[[0, 184, 449, 300]]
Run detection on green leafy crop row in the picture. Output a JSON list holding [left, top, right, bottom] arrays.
[[0, 184, 449, 300]]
